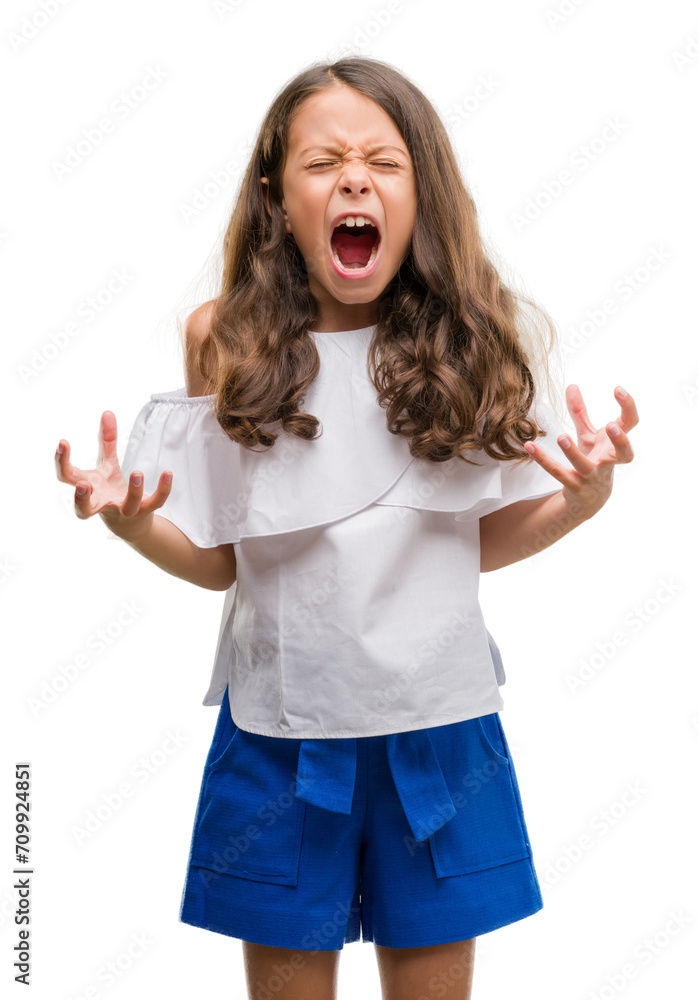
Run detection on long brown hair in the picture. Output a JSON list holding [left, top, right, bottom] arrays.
[[187, 56, 564, 465]]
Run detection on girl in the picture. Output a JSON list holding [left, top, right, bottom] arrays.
[[55, 57, 637, 1000]]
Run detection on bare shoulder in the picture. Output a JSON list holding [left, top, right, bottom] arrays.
[[185, 299, 217, 347], [184, 299, 218, 396]]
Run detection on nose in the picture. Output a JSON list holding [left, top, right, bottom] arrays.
[[337, 157, 372, 194]]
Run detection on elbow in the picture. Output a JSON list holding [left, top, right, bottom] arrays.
[[205, 565, 236, 591], [211, 543, 237, 591], [189, 541, 237, 590], [202, 575, 236, 592]]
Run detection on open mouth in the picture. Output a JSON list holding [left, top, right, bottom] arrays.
[[330, 219, 381, 271]]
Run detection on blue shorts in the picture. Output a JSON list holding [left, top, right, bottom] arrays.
[[179, 687, 543, 950]]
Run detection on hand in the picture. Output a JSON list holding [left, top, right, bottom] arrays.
[[55, 409, 173, 540], [523, 385, 637, 521]]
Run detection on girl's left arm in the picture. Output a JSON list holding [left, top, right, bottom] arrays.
[[479, 384, 638, 572]]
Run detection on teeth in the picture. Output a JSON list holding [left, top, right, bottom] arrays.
[[338, 215, 376, 229], [330, 214, 380, 272]]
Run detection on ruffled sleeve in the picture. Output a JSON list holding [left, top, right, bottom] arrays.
[[489, 398, 571, 517], [374, 398, 571, 522], [120, 389, 243, 547], [120, 350, 571, 542]]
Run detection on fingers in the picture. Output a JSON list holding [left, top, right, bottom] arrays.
[[527, 417, 634, 477], [605, 420, 635, 463], [569, 382, 637, 463], [563, 384, 638, 463], [54, 439, 88, 486], [73, 476, 94, 519], [148, 471, 174, 510], [566, 383, 639, 436], [121, 470, 174, 518], [54, 439, 97, 519], [564, 384, 597, 441], [523, 438, 582, 486], [56, 413, 119, 488], [121, 470, 145, 518], [97, 410, 119, 468], [71, 469, 173, 521], [73, 470, 173, 521], [54, 440, 69, 480], [613, 386, 639, 434]]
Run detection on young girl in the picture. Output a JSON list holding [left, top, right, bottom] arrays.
[[55, 57, 637, 1000]]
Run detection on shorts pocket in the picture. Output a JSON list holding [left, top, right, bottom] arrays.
[[189, 723, 306, 887], [477, 712, 509, 765], [427, 713, 532, 878], [205, 688, 239, 770]]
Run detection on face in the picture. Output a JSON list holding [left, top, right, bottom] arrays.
[[261, 83, 417, 332]]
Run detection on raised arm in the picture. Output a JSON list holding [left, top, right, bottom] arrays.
[[479, 489, 583, 572], [479, 384, 637, 572], [54, 300, 238, 591], [119, 514, 236, 592], [54, 412, 236, 592]]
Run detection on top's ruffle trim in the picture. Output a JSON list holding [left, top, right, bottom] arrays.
[[120, 332, 570, 547]]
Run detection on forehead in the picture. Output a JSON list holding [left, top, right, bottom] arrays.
[[286, 85, 408, 155]]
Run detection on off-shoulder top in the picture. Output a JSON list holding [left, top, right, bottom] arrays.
[[121, 325, 569, 739]]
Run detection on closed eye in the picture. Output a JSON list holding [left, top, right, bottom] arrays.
[[307, 161, 400, 169]]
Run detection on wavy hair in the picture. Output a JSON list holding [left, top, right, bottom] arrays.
[[187, 56, 565, 464]]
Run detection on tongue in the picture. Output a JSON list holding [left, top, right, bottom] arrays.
[[332, 230, 375, 268]]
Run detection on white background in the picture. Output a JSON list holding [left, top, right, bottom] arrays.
[[3, 0, 697, 997]]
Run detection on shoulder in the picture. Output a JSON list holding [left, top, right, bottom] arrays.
[[184, 299, 217, 396], [185, 299, 217, 350]]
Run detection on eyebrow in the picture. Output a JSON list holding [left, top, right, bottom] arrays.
[[298, 144, 408, 157]]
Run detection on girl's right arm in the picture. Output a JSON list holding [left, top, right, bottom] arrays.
[[118, 514, 237, 592], [54, 410, 237, 592]]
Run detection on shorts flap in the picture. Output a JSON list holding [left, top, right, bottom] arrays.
[[426, 714, 532, 877]]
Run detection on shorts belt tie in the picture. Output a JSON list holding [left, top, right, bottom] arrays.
[[295, 729, 456, 843]]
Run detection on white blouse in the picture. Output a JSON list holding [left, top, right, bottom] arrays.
[[121, 324, 569, 739]]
